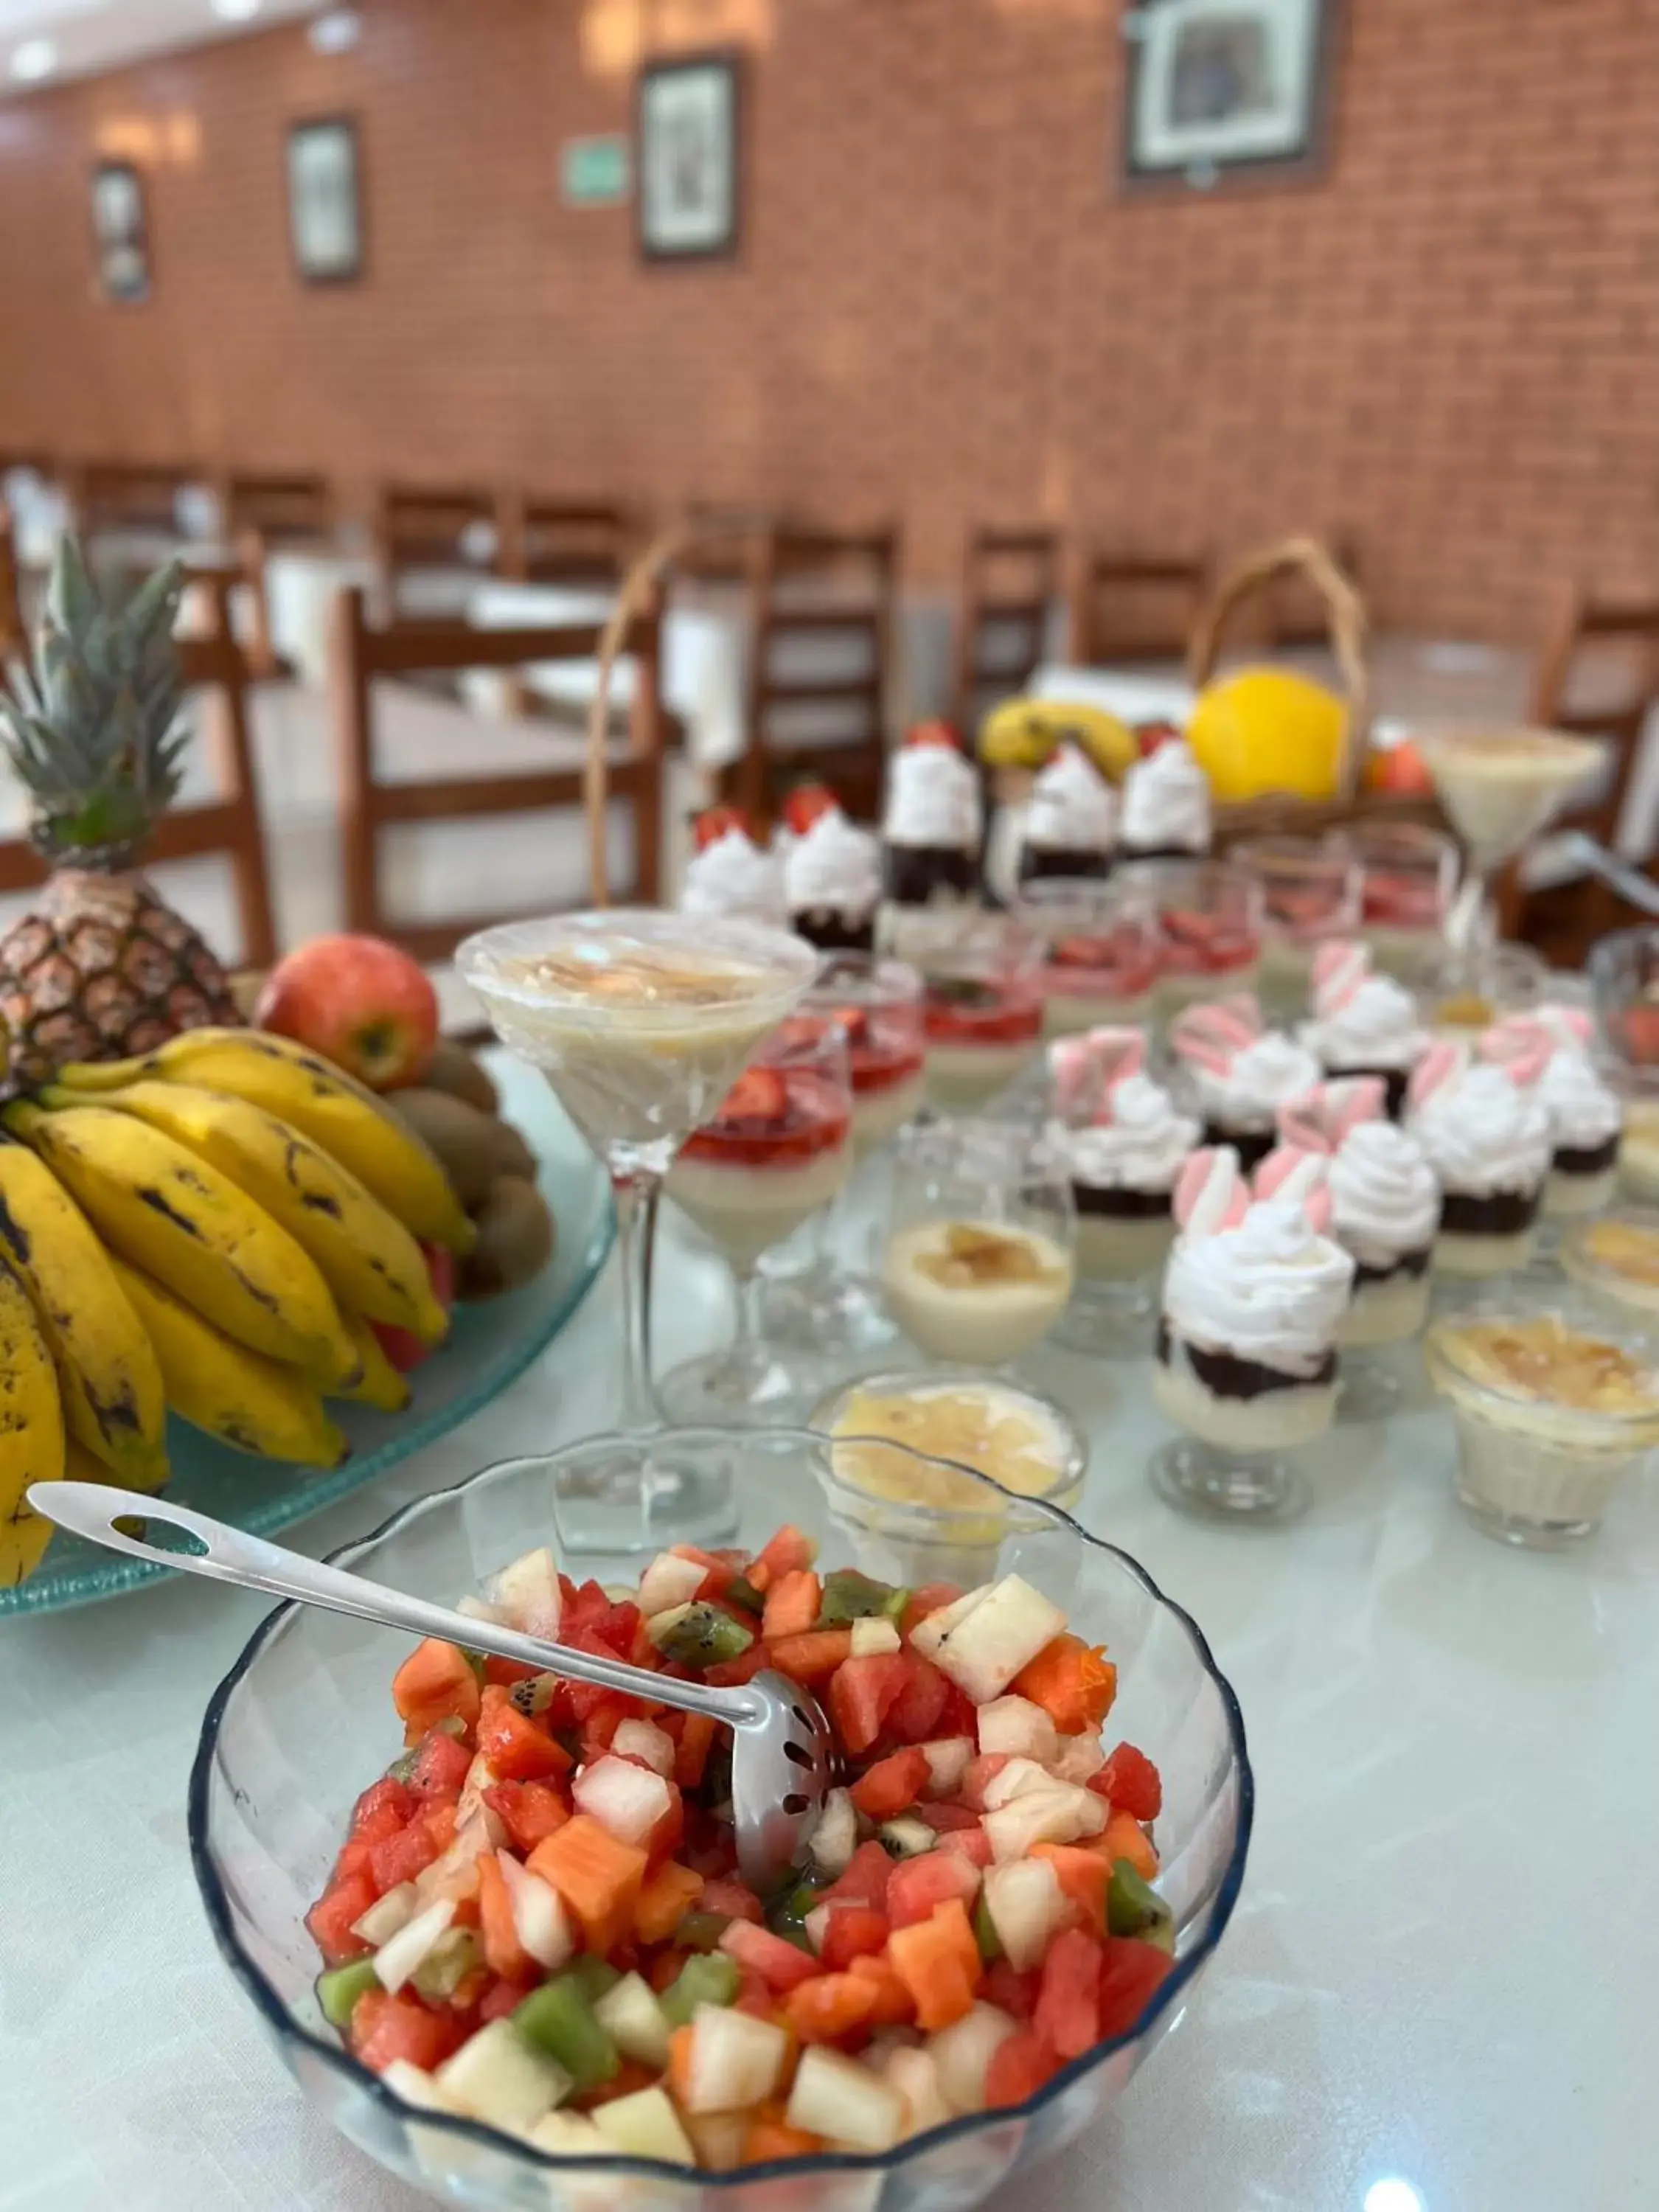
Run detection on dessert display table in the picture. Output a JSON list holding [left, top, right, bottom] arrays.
[[4, 1055, 1656, 2210]]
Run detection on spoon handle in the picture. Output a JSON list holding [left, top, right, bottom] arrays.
[[30, 1481, 757, 1728]]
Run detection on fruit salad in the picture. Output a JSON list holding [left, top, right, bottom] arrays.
[[305, 1529, 1173, 2169]]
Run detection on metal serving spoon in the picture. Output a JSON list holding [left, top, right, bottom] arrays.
[[32, 1482, 838, 1893]]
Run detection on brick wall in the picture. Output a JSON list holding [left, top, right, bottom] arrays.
[[1, 0, 1658, 641]]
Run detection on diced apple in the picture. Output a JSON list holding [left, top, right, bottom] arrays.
[[917, 1736, 975, 1798], [436, 2019, 571, 2134], [786, 2046, 908, 2154], [978, 1756, 1058, 1810], [849, 1617, 902, 1658], [611, 1719, 675, 1778], [982, 1784, 1107, 1863], [639, 1549, 709, 1615], [922, 1576, 1067, 1704], [881, 2045, 953, 2138], [1049, 1732, 1107, 1785], [372, 1896, 456, 1994], [928, 2003, 1019, 2114], [594, 1972, 672, 2068], [976, 1696, 1059, 1766], [682, 2112, 749, 2171], [684, 2003, 790, 2115], [573, 1755, 674, 1849], [495, 1849, 575, 1970], [527, 2110, 609, 2157], [908, 1585, 992, 1662], [482, 1546, 563, 1638], [807, 1786, 858, 1877], [591, 2086, 697, 2166], [352, 1880, 420, 1947], [982, 1858, 1068, 1971]]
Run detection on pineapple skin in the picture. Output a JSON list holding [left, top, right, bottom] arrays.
[[0, 868, 242, 1087]]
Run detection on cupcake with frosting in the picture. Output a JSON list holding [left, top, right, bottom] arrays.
[[1299, 942, 1430, 1118], [1018, 744, 1117, 884], [1153, 1146, 1354, 1451], [1408, 1042, 1552, 1275], [1169, 994, 1321, 1172], [881, 736, 983, 934], [1277, 1077, 1441, 1344], [1481, 1009, 1622, 1219], [1047, 1028, 1200, 1287], [680, 810, 787, 925], [782, 795, 883, 953], [1119, 739, 1211, 863]]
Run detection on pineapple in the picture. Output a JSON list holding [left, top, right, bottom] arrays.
[[0, 537, 240, 1085]]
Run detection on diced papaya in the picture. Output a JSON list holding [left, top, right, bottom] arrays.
[[742, 2112, 824, 2164], [768, 1630, 854, 1684], [635, 1860, 705, 1945], [1032, 1842, 1111, 1932], [752, 1525, 818, 1587], [526, 1814, 647, 1953], [476, 1851, 534, 1983], [1102, 1809, 1159, 1881], [762, 1568, 821, 1642], [887, 1897, 981, 2031], [475, 1684, 572, 1783], [390, 1638, 481, 1745], [1012, 1634, 1118, 1733], [666, 2023, 696, 2106], [849, 1747, 930, 1822], [783, 1972, 879, 2043], [672, 1712, 717, 1790], [846, 1952, 914, 2025]]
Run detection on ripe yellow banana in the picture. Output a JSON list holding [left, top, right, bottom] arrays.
[[107, 1253, 350, 1469], [60, 1029, 475, 1254], [59, 1082, 449, 1345], [978, 698, 1140, 780], [0, 1138, 169, 1491], [337, 1312, 413, 1415], [4, 1101, 359, 1390], [0, 1253, 66, 1588]]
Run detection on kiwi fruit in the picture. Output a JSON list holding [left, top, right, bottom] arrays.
[[459, 1175, 556, 1299], [385, 1090, 505, 1208], [421, 1037, 501, 1116]]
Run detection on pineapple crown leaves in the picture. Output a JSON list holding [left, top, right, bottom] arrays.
[[1, 536, 189, 865]]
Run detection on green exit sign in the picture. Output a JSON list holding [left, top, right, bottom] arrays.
[[561, 136, 630, 206]]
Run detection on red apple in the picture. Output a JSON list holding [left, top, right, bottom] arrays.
[[371, 1245, 456, 1372], [256, 933, 439, 1091]]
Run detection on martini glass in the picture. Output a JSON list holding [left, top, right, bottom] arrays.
[[1416, 726, 1601, 951], [458, 911, 818, 1540]]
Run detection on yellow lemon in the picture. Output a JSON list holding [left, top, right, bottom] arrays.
[[1188, 667, 1349, 803]]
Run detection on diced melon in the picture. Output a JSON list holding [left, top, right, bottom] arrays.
[[457, 1752, 504, 1826], [881, 2045, 953, 2138], [352, 1880, 420, 1947], [979, 1756, 1058, 1810], [611, 1719, 675, 1778], [908, 1585, 992, 1662], [917, 1736, 975, 1798], [928, 2003, 1019, 2114], [455, 1593, 508, 1626], [922, 1576, 1067, 1705], [372, 1897, 456, 1994], [804, 1902, 833, 1956], [638, 1551, 709, 1615], [982, 1858, 1068, 1971], [682, 2112, 749, 2171], [527, 2110, 610, 2157], [849, 1616, 902, 1658], [482, 1546, 563, 1638], [380, 2059, 463, 2114], [591, 2085, 697, 2166], [683, 2002, 789, 2115], [786, 2046, 908, 2154], [417, 1806, 506, 1904], [573, 1755, 674, 1849], [1049, 1732, 1107, 1785], [976, 1695, 1059, 1765], [496, 1849, 575, 1970], [982, 1784, 1107, 1863], [436, 2019, 571, 2135], [594, 1971, 672, 2068], [807, 1787, 858, 1877]]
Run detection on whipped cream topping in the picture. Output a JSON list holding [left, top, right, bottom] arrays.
[[1327, 1121, 1441, 1267], [1048, 1074, 1199, 1194], [679, 830, 788, 925], [785, 807, 883, 921], [1536, 1047, 1623, 1153], [883, 746, 982, 851], [1025, 747, 1117, 854], [1187, 1032, 1322, 1133], [1164, 1196, 1355, 1376], [1301, 973, 1428, 1072], [1410, 1063, 1551, 1196], [1120, 740, 1211, 853]]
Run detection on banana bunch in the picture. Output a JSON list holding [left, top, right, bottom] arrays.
[[0, 1027, 478, 1587], [978, 698, 1141, 782]]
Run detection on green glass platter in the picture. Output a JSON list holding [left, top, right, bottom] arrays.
[[1, 1060, 614, 1616]]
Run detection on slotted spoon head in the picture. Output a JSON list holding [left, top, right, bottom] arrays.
[[728, 1669, 838, 1893]]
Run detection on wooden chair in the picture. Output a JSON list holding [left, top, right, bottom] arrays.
[[0, 501, 22, 658], [734, 523, 899, 820], [223, 470, 335, 548], [372, 483, 501, 618], [1071, 549, 1210, 667], [0, 572, 277, 967], [950, 526, 1060, 734], [328, 583, 667, 957], [70, 460, 198, 543], [507, 498, 632, 588]]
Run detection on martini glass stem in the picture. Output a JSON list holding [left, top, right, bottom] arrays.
[[611, 1166, 665, 1427]]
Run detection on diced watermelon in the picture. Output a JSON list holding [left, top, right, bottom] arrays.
[[752, 1525, 817, 1584], [817, 1906, 889, 1971], [564, 1581, 644, 1657], [408, 1729, 473, 1799], [849, 1748, 930, 1821], [482, 1780, 570, 1855], [350, 1776, 414, 1841], [900, 1582, 964, 1638], [476, 1686, 572, 1784], [918, 1801, 980, 1832], [820, 1841, 892, 1913], [886, 1850, 981, 1930], [762, 1569, 821, 1642], [704, 1645, 772, 1688], [883, 1651, 951, 1745], [368, 1815, 443, 1894], [306, 1870, 376, 1964], [350, 1987, 464, 2075], [1096, 1935, 1174, 2041], [768, 1631, 852, 1684], [699, 1877, 765, 1925], [1096, 1743, 1164, 1822], [983, 1958, 1041, 2021], [961, 1753, 1013, 1810], [1032, 1928, 1104, 2059], [936, 1825, 994, 1871], [478, 1975, 538, 2024], [984, 2028, 1060, 2107], [720, 1920, 824, 1994], [829, 1655, 908, 1754]]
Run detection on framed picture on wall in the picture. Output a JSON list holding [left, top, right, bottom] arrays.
[[1120, 0, 1338, 193], [91, 162, 150, 302], [636, 51, 741, 262], [288, 116, 365, 284]]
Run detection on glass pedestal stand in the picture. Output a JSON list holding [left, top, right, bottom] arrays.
[[1148, 1437, 1310, 1524]]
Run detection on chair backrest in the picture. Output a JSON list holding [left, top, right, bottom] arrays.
[[0, 571, 277, 967], [327, 583, 667, 958], [72, 459, 197, 540], [739, 522, 898, 819], [509, 497, 632, 588], [223, 470, 335, 547], [950, 526, 1060, 732], [0, 501, 21, 659], [1529, 582, 1659, 843], [374, 483, 501, 603], [1072, 549, 1209, 667]]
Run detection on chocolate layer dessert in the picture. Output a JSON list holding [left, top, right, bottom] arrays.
[[1071, 1183, 1174, 1221], [791, 908, 877, 954], [1200, 1120, 1276, 1175], [1156, 1319, 1338, 1397], [1350, 1242, 1433, 1288], [1556, 1135, 1620, 1177], [1439, 1188, 1540, 1239], [884, 844, 980, 908], [1019, 844, 1113, 886], [1326, 1064, 1409, 1121]]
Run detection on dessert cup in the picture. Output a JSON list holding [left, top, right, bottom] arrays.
[[919, 922, 1045, 1112], [1589, 925, 1659, 1091], [1298, 942, 1430, 1120], [1618, 1099, 1659, 1203], [1169, 998, 1321, 1176], [1231, 836, 1361, 1016], [1561, 1210, 1659, 1340], [1117, 738, 1211, 866], [1409, 1054, 1551, 1279], [1417, 941, 1548, 1051], [1339, 821, 1459, 983], [678, 823, 788, 924], [1012, 874, 1161, 1038], [1016, 743, 1118, 885], [1416, 726, 1600, 950], [1136, 859, 1262, 1015], [784, 803, 883, 953], [1425, 1307, 1659, 1546], [880, 739, 984, 961]]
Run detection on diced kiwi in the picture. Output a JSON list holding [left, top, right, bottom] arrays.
[[876, 1816, 936, 1860], [316, 1957, 380, 2031], [973, 1894, 1004, 1964], [566, 1955, 622, 2005], [724, 1574, 766, 1617], [460, 1175, 557, 1301], [818, 1569, 908, 1625], [513, 1974, 618, 2093], [1107, 1862, 1174, 1952], [673, 1910, 731, 1953], [659, 1952, 740, 2028], [648, 1601, 754, 1668]]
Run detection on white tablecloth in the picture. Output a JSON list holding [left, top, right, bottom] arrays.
[[4, 1049, 1657, 2210]]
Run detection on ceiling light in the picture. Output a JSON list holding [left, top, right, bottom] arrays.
[[308, 7, 361, 52], [9, 38, 57, 83], [213, 0, 264, 19]]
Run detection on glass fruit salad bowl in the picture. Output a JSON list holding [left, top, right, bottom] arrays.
[[191, 1427, 1250, 2212]]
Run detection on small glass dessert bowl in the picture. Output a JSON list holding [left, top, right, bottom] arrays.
[[880, 1117, 1077, 1365], [1407, 1043, 1551, 1279], [1480, 1008, 1624, 1226], [1425, 1306, 1659, 1547], [1231, 835, 1362, 1013], [1589, 925, 1659, 1096], [1560, 1210, 1659, 1340], [1338, 820, 1459, 983], [1167, 993, 1321, 1175], [1140, 858, 1263, 1015], [918, 919, 1046, 1113], [1011, 875, 1161, 1038]]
